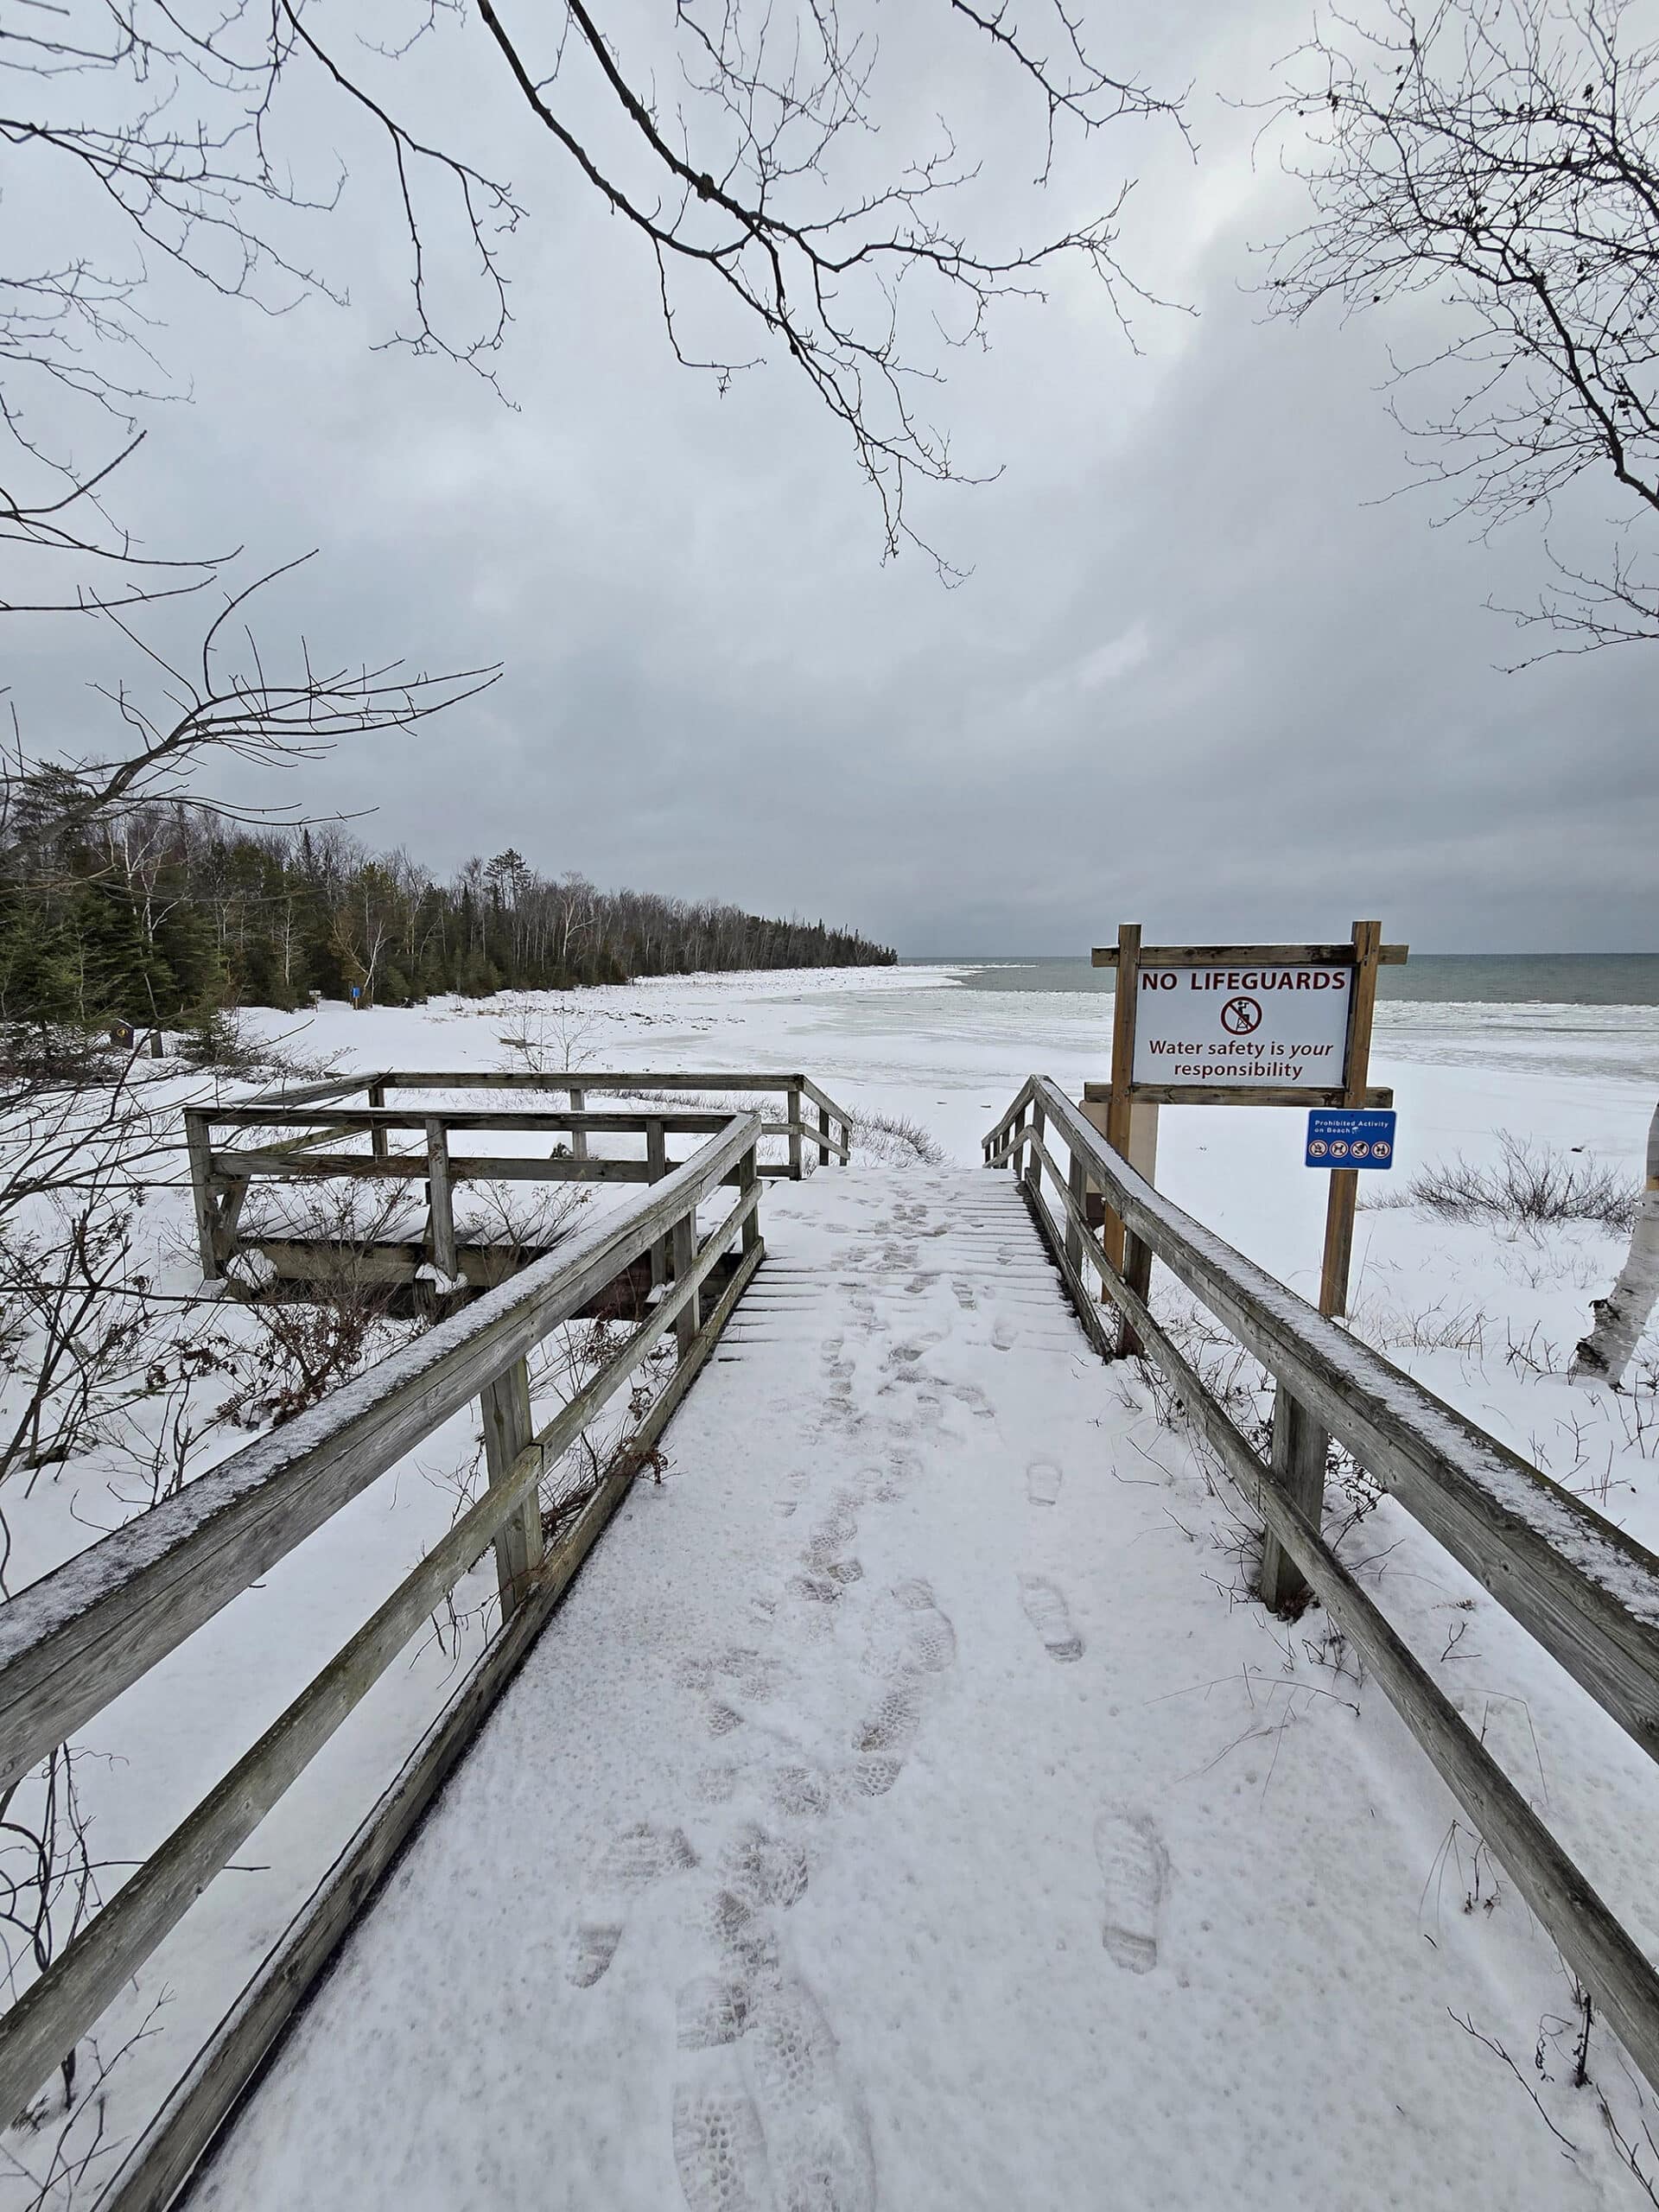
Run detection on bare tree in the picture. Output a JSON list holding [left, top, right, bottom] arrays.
[[1, 0, 346, 612], [305, 0, 1185, 563], [0, 556, 499, 880], [1573, 1098, 1659, 1387], [1264, 0, 1659, 652], [4, 3, 1184, 585]]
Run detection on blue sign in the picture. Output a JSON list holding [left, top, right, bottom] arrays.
[[1306, 1108, 1396, 1169], [349, 984, 361, 1002]]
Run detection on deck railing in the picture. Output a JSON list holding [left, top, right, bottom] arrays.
[[985, 1073, 1659, 2097], [182, 1069, 852, 1288], [0, 1112, 766, 2201]]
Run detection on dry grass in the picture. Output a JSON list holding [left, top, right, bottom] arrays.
[[1371, 1131, 1637, 1236], [849, 1109, 944, 1167]]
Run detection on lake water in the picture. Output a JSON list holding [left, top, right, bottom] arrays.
[[913, 954, 1659, 1006], [861, 957, 1659, 1092]]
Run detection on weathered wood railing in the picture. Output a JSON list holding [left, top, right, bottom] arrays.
[[183, 1070, 853, 1289], [985, 1074, 1659, 2095], [0, 1111, 766, 2200]]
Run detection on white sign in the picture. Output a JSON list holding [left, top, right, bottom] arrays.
[[1131, 963, 1351, 1089]]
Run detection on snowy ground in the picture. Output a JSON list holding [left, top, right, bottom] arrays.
[[190, 1165, 1642, 2212], [3, 967, 1657, 2208]]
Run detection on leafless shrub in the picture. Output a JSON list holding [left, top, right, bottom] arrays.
[[0, 1199, 152, 1488], [1447, 2007, 1582, 2154], [0, 1993, 168, 2208], [1595, 2082, 1659, 2207], [1135, 1294, 1382, 1560], [1347, 1294, 1492, 1359], [424, 1317, 677, 1660], [495, 1001, 599, 1079], [1504, 1320, 1567, 1378], [534, 1320, 677, 1547], [220, 1183, 420, 1427], [0, 1611, 173, 2177], [0, 1028, 130, 1090], [455, 1179, 589, 1266], [1380, 1132, 1637, 1235], [0, 1056, 184, 1495], [849, 1110, 945, 1167]]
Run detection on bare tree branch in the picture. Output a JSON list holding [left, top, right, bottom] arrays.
[[1, 556, 501, 868], [4, 3, 1184, 581], [1262, 0, 1659, 653]]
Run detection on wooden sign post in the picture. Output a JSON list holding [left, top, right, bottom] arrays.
[[1092, 915, 1415, 1610], [1088, 920, 1407, 1608], [1317, 918, 1382, 1323]]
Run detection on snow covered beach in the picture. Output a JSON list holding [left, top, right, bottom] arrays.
[[4, 964, 1658, 2209]]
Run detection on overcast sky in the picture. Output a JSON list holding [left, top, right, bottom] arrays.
[[12, 0, 1656, 953]]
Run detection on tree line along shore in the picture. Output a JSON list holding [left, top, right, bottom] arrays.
[[0, 810, 897, 1031]]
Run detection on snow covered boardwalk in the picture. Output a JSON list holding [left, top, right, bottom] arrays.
[[187, 1167, 1605, 2212]]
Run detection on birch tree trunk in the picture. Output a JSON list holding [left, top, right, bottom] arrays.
[[1572, 1103, 1659, 1389]]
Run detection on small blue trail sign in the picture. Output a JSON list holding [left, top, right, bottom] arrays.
[[1306, 1108, 1396, 1169]]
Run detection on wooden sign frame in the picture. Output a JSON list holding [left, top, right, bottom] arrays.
[[1085, 922, 1408, 1335]]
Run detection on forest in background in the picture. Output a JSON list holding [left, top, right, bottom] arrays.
[[0, 801, 896, 1028]]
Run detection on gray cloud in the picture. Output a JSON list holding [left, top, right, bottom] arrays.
[[10, 0, 1653, 953]]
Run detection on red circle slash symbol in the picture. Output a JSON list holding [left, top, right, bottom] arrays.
[[1221, 995, 1262, 1036], [1308, 1140, 1327, 1158]]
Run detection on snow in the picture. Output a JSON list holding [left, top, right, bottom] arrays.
[[189, 1162, 1656, 2212], [2, 968, 1656, 2208]]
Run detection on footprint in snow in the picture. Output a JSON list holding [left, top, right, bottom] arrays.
[[747, 1974, 877, 2210], [991, 1315, 1019, 1352], [719, 1821, 810, 1913], [1027, 1460, 1063, 1507], [768, 1765, 836, 1821], [863, 1579, 957, 1681], [564, 1821, 700, 1986], [1094, 1808, 1169, 1974], [672, 2046, 770, 2212], [1018, 1574, 1084, 1663], [672, 1969, 876, 2212], [944, 1378, 996, 1422], [680, 1647, 785, 1740], [801, 1495, 860, 1571], [774, 1466, 810, 1520]]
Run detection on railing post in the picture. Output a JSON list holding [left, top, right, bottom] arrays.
[[479, 1356, 543, 1617], [183, 1109, 222, 1282], [671, 1206, 701, 1360], [1065, 1145, 1085, 1274], [1024, 1096, 1046, 1202], [424, 1118, 458, 1284], [1009, 1102, 1027, 1172], [817, 1100, 831, 1167], [787, 1086, 804, 1179], [568, 1085, 588, 1161], [740, 1141, 761, 1257], [1259, 1382, 1325, 1613], [367, 1080, 388, 1163], [1120, 1100, 1160, 1347], [646, 1117, 668, 1287]]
